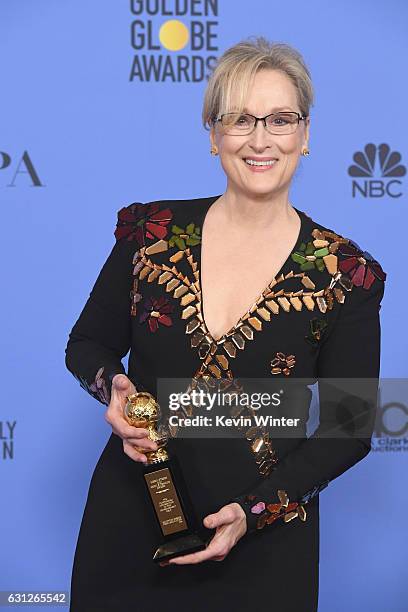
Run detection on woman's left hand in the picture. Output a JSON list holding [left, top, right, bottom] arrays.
[[159, 502, 247, 566]]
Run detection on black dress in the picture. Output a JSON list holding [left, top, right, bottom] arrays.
[[65, 194, 386, 612]]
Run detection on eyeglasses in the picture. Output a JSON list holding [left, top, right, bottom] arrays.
[[213, 111, 308, 136]]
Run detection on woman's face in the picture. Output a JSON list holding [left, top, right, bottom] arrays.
[[210, 69, 310, 199]]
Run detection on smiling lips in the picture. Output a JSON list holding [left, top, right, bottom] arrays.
[[243, 156, 278, 171]]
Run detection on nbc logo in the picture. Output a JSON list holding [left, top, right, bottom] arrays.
[[348, 143, 406, 198]]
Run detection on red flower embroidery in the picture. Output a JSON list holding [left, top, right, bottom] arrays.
[[337, 241, 386, 290], [114, 203, 173, 244], [139, 296, 174, 333]]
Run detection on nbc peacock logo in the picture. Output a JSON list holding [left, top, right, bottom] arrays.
[[348, 143, 406, 198]]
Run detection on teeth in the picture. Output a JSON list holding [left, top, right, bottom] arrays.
[[245, 159, 277, 166]]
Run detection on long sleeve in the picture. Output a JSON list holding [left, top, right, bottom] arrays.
[[230, 271, 386, 534], [65, 226, 137, 406]]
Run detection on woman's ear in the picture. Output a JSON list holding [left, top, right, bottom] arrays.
[[303, 117, 310, 150], [209, 125, 216, 149], [209, 126, 219, 155]]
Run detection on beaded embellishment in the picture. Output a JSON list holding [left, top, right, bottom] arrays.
[[270, 352, 296, 376], [244, 490, 307, 529], [139, 295, 174, 332], [305, 317, 328, 345], [73, 366, 110, 405], [337, 240, 386, 290], [242, 479, 329, 530], [292, 228, 386, 291]]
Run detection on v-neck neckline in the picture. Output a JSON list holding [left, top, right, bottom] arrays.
[[195, 194, 308, 345]]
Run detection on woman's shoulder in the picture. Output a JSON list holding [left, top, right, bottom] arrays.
[[296, 207, 387, 293]]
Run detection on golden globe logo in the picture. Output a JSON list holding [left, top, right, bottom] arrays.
[[130, 1, 218, 82], [160, 19, 190, 50]]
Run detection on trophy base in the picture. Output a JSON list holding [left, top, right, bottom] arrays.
[[153, 532, 207, 563]]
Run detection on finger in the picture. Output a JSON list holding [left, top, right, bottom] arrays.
[[125, 428, 153, 440], [120, 425, 151, 440], [203, 506, 236, 529], [111, 374, 135, 393], [122, 440, 148, 463], [111, 422, 151, 441], [126, 437, 158, 451], [107, 411, 157, 450], [106, 410, 150, 440], [211, 554, 227, 562], [125, 431, 158, 447], [131, 441, 157, 453], [169, 541, 227, 565]]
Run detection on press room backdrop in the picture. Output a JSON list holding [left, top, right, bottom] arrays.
[[1, 1, 407, 610]]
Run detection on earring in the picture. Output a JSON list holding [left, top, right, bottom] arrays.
[[302, 147, 310, 156], [210, 146, 218, 156]]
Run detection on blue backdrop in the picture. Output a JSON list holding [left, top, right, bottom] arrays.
[[1, 1, 407, 610]]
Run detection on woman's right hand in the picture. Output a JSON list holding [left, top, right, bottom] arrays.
[[104, 373, 158, 463]]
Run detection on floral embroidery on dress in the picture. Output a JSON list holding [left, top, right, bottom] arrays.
[[270, 352, 296, 376], [115, 202, 173, 244], [73, 366, 110, 405], [130, 249, 144, 317], [130, 277, 143, 317], [292, 239, 329, 272], [139, 295, 174, 333], [337, 240, 386, 290], [241, 479, 330, 530], [305, 317, 328, 345], [291, 228, 386, 292], [291, 231, 348, 274], [243, 490, 307, 529], [169, 223, 201, 249]]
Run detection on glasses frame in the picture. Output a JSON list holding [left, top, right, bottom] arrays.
[[213, 111, 308, 135]]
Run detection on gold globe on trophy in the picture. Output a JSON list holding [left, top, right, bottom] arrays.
[[124, 391, 169, 463]]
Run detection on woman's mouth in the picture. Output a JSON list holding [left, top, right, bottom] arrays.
[[243, 158, 278, 172]]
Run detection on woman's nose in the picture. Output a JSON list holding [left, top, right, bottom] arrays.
[[247, 120, 274, 148]]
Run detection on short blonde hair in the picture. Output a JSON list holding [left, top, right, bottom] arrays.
[[202, 36, 314, 130]]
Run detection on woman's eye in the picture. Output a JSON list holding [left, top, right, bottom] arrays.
[[272, 116, 288, 125]]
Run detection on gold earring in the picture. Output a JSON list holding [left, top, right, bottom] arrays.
[[211, 146, 218, 156], [302, 147, 310, 156]]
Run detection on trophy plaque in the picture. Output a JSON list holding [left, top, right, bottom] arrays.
[[124, 391, 207, 563]]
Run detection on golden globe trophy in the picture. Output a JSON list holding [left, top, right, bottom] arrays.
[[124, 391, 207, 563]]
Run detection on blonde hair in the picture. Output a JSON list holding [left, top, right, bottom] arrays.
[[202, 36, 314, 130]]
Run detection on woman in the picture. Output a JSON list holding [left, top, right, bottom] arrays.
[[65, 37, 386, 611]]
